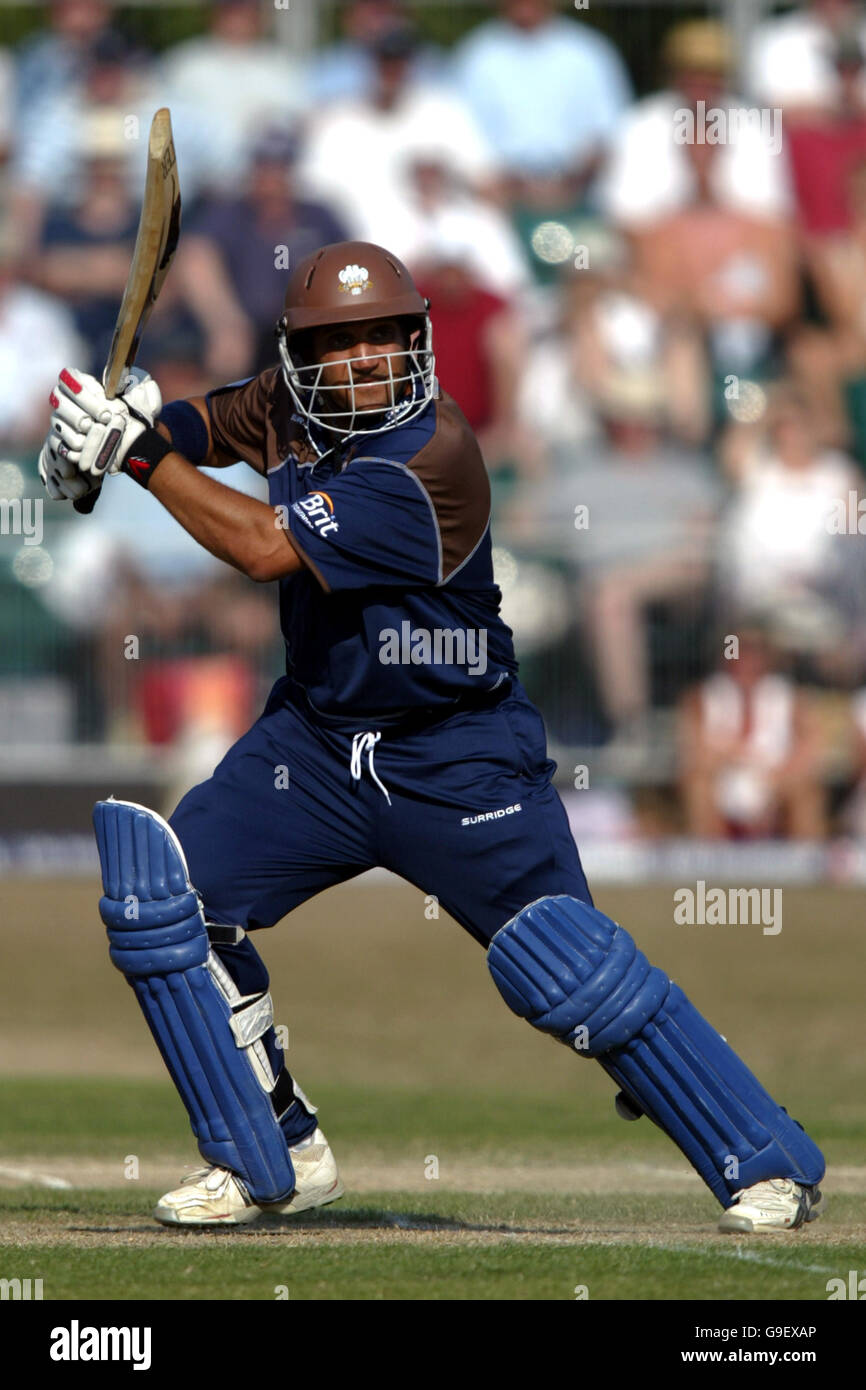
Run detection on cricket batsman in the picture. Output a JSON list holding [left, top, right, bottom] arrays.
[[39, 241, 825, 1233]]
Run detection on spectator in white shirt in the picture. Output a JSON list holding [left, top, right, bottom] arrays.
[[678, 623, 827, 840], [717, 383, 861, 632], [600, 19, 791, 232], [0, 232, 85, 446], [395, 157, 531, 300], [746, 0, 866, 114], [297, 23, 497, 249], [161, 0, 307, 191]]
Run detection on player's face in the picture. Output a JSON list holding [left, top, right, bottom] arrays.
[[310, 318, 409, 416]]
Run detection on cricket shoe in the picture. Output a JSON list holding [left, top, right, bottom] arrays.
[[153, 1127, 343, 1227], [718, 1179, 825, 1234]]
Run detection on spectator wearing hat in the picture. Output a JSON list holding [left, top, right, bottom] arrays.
[[600, 19, 791, 233], [178, 127, 349, 379], [12, 26, 235, 251]]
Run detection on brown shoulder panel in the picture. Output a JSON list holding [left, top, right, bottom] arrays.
[[206, 367, 297, 472], [408, 392, 491, 583]]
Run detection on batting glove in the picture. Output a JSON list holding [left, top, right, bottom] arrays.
[[46, 366, 163, 480], [38, 438, 102, 502]]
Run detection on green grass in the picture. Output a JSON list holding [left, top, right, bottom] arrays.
[[0, 1075, 678, 1160], [3, 1076, 861, 1162], [0, 1078, 862, 1301], [0, 1237, 856, 1302]]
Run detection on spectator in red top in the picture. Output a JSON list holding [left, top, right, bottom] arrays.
[[415, 231, 527, 466], [786, 31, 866, 237], [789, 135, 866, 450]]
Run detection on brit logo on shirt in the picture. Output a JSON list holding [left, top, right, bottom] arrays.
[[292, 491, 339, 537]]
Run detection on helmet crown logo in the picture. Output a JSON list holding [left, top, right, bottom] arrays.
[[338, 263, 372, 296]]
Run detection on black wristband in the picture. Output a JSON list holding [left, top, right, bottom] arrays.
[[121, 426, 172, 489]]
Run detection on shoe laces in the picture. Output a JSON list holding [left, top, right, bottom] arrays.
[[179, 1165, 228, 1188], [733, 1178, 799, 1208]]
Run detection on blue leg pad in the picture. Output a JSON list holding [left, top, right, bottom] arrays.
[[94, 798, 295, 1205], [488, 896, 825, 1207]]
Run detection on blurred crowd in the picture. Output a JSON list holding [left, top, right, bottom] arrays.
[[4, 0, 866, 841]]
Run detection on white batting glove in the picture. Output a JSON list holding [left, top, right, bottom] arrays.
[[46, 366, 163, 481], [38, 438, 102, 502], [116, 367, 163, 468]]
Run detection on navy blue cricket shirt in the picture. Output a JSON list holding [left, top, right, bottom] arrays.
[[205, 368, 518, 721]]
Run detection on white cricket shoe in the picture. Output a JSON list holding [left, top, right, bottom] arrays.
[[259, 1127, 345, 1218], [153, 1127, 343, 1227], [718, 1179, 824, 1234]]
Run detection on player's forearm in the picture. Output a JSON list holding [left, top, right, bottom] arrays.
[[36, 245, 133, 297], [176, 238, 251, 335], [148, 451, 301, 582]]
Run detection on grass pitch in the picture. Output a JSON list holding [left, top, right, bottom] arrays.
[[0, 879, 863, 1300]]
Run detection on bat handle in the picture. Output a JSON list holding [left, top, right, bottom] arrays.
[[74, 486, 102, 515], [72, 373, 124, 512]]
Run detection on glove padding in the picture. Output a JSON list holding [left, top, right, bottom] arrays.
[[38, 367, 163, 501], [38, 446, 101, 502]]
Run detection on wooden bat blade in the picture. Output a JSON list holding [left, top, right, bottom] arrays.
[[74, 109, 181, 514], [103, 107, 181, 400]]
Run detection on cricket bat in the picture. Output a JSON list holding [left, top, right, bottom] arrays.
[[74, 108, 182, 514]]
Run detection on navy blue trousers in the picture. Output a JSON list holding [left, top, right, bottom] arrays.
[[170, 676, 592, 946], [169, 676, 592, 1148]]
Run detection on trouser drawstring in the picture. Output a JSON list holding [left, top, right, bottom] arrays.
[[350, 731, 392, 805]]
